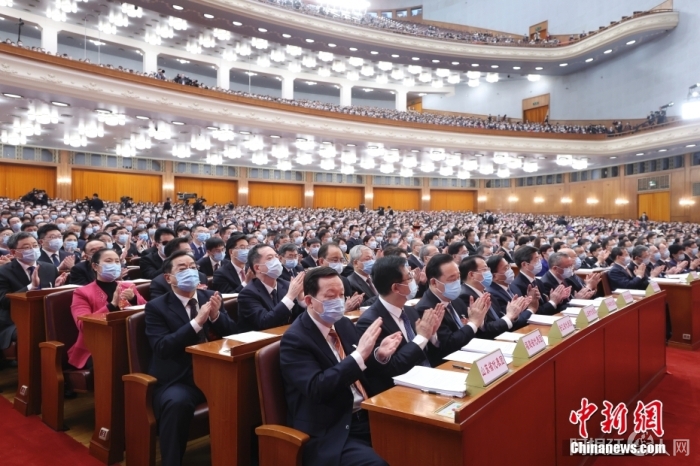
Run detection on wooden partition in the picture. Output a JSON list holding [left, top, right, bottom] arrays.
[[313, 185, 364, 209], [174, 177, 238, 205], [0, 163, 56, 198], [71, 169, 162, 203], [430, 190, 476, 211], [248, 182, 303, 207], [638, 192, 670, 221], [373, 188, 421, 210]]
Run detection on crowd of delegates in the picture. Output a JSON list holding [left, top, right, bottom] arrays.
[[7, 39, 648, 136], [1, 196, 698, 464]]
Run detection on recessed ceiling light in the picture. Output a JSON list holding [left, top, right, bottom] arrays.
[[349, 47, 357, 51], [513, 66, 521, 70], [282, 33, 291, 39], [270, 135, 281, 139], [659, 149, 667, 152], [258, 27, 267, 33], [451, 61, 459, 65], [535, 66, 543, 70], [475, 154, 483, 157], [240, 131, 251, 135], [391, 54, 399, 58], [346, 143, 356, 147], [296, 138, 306, 142], [172, 121, 185, 125], [432, 59, 439, 63], [559, 63, 568, 67], [491, 65, 499, 69], [322, 141, 332, 145], [135, 115, 149, 120], [687, 144, 696, 148], [206, 126, 219, 130], [203, 13, 214, 19], [173, 5, 183, 10], [626, 40, 636, 45], [3, 93, 22, 98], [95, 108, 111, 114], [636, 152, 644, 156], [418, 93, 427, 96], [232, 21, 242, 26], [471, 63, 479, 67], [328, 43, 336, 47], [411, 149, 420, 153], [51, 101, 69, 107], [610, 156, 617, 159], [604, 49, 613, 54], [371, 51, 379, 55], [537, 156, 546, 159], [412, 57, 420, 61], [585, 58, 594, 63], [305, 38, 314, 43]]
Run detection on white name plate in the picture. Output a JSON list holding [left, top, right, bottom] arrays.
[[466, 349, 509, 388]]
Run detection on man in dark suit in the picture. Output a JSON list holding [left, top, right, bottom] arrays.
[[0, 232, 66, 351], [301, 237, 321, 269], [145, 250, 240, 466], [558, 247, 603, 297], [629, 245, 665, 280], [407, 239, 424, 270], [68, 239, 106, 285], [140, 228, 176, 280], [356, 256, 444, 395], [317, 243, 356, 300], [37, 224, 74, 272], [150, 237, 208, 299], [189, 224, 210, 261], [88, 193, 104, 212], [639, 212, 649, 222], [539, 252, 597, 308], [446, 242, 468, 265], [607, 247, 649, 290], [346, 245, 378, 307], [211, 234, 249, 294], [280, 267, 398, 466], [464, 229, 478, 255], [458, 255, 531, 340], [485, 255, 533, 330], [195, 237, 225, 277], [414, 254, 488, 365], [237, 244, 306, 332], [510, 246, 570, 315], [496, 235, 515, 264], [278, 242, 305, 282]]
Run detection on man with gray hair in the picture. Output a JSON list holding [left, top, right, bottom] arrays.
[[539, 251, 596, 312], [347, 245, 378, 306], [559, 247, 602, 296], [408, 239, 424, 270]]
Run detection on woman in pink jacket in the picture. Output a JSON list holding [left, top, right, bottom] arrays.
[[67, 248, 147, 369]]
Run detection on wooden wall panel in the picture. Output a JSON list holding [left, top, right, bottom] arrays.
[[71, 169, 162, 203], [0, 163, 56, 198], [248, 182, 303, 207], [174, 177, 238, 205], [313, 186, 364, 209], [373, 188, 421, 211], [638, 192, 670, 222], [430, 190, 476, 211]]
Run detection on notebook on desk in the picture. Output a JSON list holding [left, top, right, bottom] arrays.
[[393, 366, 467, 398], [461, 339, 517, 358]]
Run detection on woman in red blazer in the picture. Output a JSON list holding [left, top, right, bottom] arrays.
[[68, 248, 147, 369]]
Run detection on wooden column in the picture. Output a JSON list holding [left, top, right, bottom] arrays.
[[162, 161, 175, 202], [304, 173, 314, 208], [420, 178, 430, 211], [237, 168, 248, 206], [56, 150, 72, 199]]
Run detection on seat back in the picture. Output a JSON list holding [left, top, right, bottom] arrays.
[[223, 299, 238, 320], [600, 271, 612, 296], [255, 341, 288, 426], [135, 282, 151, 302], [127, 268, 142, 281], [44, 290, 78, 367], [126, 311, 152, 374]]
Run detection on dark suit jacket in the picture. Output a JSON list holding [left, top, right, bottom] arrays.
[[465, 242, 478, 255], [539, 271, 572, 312], [38, 249, 72, 267], [485, 282, 532, 330], [415, 289, 475, 365], [407, 254, 422, 270], [281, 312, 381, 466], [355, 299, 430, 395], [0, 259, 59, 348], [458, 283, 510, 339], [237, 278, 304, 332], [139, 251, 164, 280], [210, 260, 245, 295], [608, 263, 648, 290], [280, 263, 305, 282], [301, 255, 317, 269], [150, 272, 208, 300], [509, 272, 558, 316], [69, 260, 96, 286], [497, 248, 514, 264], [584, 256, 598, 269], [189, 242, 207, 261], [145, 289, 238, 397], [346, 272, 378, 307], [196, 255, 220, 278]]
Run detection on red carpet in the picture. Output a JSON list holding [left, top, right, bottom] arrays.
[[0, 397, 104, 466], [594, 347, 700, 465]]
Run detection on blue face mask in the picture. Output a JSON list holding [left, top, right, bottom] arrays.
[[574, 257, 582, 270], [85, 227, 94, 235], [196, 232, 210, 243], [400, 279, 418, 300], [652, 252, 661, 262], [64, 240, 78, 250], [28, 231, 38, 239], [312, 297, 346, 325], [99, 263, 122, 282], [138, 233, 149, 241], [480, 270, 493, 288], [285, 259, 298, 269], [236, 248, 249, 262], [48, 238, 63, 251], [310, 246, 320, 258], [438, 279, 462, 300], [0, 235, 8, 245], [20, 247, 41, 264], [362, 259, 375, 275], [105, 242, 113, 250], [213, 251, 225, 262], [174, 268, 200, 292], [118, 234, 129, 245]]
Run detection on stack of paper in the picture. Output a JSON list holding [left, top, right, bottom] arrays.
[[613, 289, 646, 297], [495, 332, 549, 346], [561, 308, 582, 317], [221, 293, 239, 300], [223, 331, 277, 343], [462, 339, 517, 358], [568, 299, 595, 307], [650, 277, 682, 284], [393, 366, 467, 397], [444, 350, 513, 366], [527, 315, 560, 325]]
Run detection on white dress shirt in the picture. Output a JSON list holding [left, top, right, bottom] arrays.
[[173, 292, 219, 333], [378, 296, 437, 349], [464, 283, 513, 329], [260, 280, 306, 310]]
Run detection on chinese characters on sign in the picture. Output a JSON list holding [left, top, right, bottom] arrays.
[[569, 399, 664, 439]]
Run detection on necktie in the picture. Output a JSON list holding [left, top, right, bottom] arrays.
[[270, 289, 278, 306], [240, 269, 246, 284], [366, 277, 378, 296], [27, 265, 35, 281], [448, 303, 463, 329], [214, 263, 219, 272], [328, 329, 368, 399], [399, 310, 430, 367], [200, 246, 205, 257], [187, 298, 198, 320], [51, 254, 60, 267]]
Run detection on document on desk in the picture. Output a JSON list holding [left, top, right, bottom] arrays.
[[223, 331, 278, 343], [444, 350, 514, 366], [495, 331, 549, 346], [221, 293, 239, 299], [527, 315, 560, 325], [612, 289, 646, 297], [649, 277, 683, 284], [561, 308, 583, 317], [462, 339, 517, 358], [393, 366, 467, 397], [568, 299, 596, 307]]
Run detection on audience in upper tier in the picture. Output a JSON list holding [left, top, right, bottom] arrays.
[[3, 39, 670, 136]]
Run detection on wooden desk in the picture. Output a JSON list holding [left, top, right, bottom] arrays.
[[363, 292, 667, 466], [656, 280, 700, 350], [9, 287, 77, 416], [80, 310, 140, 465], [187, 325, 289, 466]]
